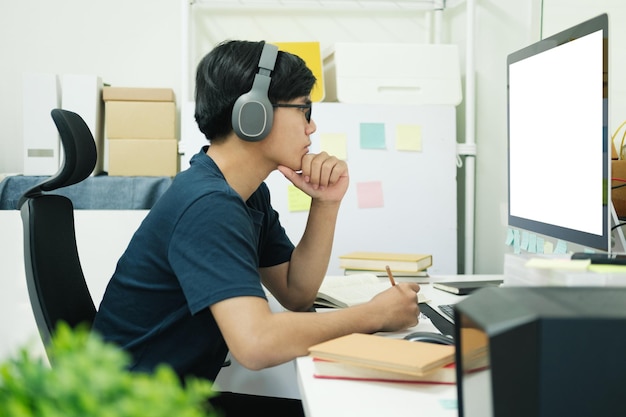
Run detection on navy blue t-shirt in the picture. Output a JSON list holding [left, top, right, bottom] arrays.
[[93, 148, 295, 381]]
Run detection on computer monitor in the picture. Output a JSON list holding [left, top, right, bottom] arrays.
[[507, 13, 610, 252]]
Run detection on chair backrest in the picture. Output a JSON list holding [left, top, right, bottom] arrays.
[[19, 109, 98, 351]]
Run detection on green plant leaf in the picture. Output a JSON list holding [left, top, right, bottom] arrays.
[[0, 322, 218, 417]]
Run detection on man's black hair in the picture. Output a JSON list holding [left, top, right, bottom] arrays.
[[195, 40, 316, 142]]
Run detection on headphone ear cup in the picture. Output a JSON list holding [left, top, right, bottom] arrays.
[[231, 90, 273, 142], [231, 42, 278, 142]]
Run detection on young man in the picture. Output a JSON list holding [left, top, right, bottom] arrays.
[[93, 40, 421, 415]]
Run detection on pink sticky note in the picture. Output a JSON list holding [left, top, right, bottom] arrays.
[[356, 181, 384, 208]]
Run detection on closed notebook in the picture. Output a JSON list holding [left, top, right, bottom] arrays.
[[343, 268, 430, 280], [339, 251, 432, 272], [432, 280, 503, 295], [308, 333, 455, 376], [312, 358, 457, 384]]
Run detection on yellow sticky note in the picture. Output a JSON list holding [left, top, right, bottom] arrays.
[[320, 133, 347, 160], [525, 257, 590, 271], [287, 185, 311, 212], [396, 124, 422, 151], [274, 42, 324, 102], [589, 264, 626, 273]]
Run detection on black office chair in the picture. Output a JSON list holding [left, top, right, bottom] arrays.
[[18, 109, 97, 355]]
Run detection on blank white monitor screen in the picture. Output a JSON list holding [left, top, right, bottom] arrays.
[[507, 13, 609, 251]]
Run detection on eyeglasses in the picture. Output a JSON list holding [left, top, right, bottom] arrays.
[[272, 103, 312, 123]]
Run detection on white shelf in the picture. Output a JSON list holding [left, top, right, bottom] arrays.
[[189, 0, 463, 12]]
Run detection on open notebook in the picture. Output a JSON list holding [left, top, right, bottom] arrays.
[[316, 274, 429, 309]]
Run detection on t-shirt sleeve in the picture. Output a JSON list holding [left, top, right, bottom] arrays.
[[168, 191, 267, 315]]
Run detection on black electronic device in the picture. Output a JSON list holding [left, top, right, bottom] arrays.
[[432, 280, 503, 295], [418, 303, 455, 337], [571, 252, 626, 265], [455, 287, 626, 417], [231, 42, 279, 142], [437, 304, 455, 320], [507, 13, 610, 252], [403, 331, 455, 346]]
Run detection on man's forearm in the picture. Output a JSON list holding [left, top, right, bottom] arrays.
[[288, 199, 341, 300]]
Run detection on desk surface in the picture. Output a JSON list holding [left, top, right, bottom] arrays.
[[296, 274, 503, 417]]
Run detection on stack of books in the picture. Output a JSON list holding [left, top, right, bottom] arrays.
[[339, 251, 432, 279], [307, 332, 489, 385], [308, 333, 456, 384]]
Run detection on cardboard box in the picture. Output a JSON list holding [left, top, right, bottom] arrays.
[[108, 139, 178, 177], [612, 160, 626, 217], [323, 43, 462, 105], [105, 101, 176, 139], [102, 86, 175, 102]]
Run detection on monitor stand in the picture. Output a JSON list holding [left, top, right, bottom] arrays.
[[572, 204, 626, 264], [611, 203, 626, 254]]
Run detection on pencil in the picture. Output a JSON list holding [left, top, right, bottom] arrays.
[[385, 265, 397, 286]]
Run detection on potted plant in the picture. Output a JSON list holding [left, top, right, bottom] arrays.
[[0, 323, 218, 417]]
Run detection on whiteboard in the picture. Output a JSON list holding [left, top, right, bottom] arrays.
[[264, 103, 457, 275]]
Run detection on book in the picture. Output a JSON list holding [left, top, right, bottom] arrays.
[[343, 268, 430, 281], [308, 333, 455, 377], [339, 251, 432, 273], [315, 273, 429, 308], [458, 327, 490, 371], [432, 279, 503, 295], [312, 358, 457, 384], [312, 329, 490, 384], [311, 329, 490, 384]]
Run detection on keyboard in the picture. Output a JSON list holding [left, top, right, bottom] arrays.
[[418, 303, 455, 337], [437, 304, 455, 320]]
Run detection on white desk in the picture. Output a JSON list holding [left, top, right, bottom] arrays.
[[296, 275, 503, 417]]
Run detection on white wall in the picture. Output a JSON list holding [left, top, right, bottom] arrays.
[[0, 210, 147, 359], [466, 1, 540, 273], [7, 1, 623, 276], [0, 0, 522, 275], [0, 0, 182, 174], [483, 1, 626, 272], [464, 0, 626, 274]]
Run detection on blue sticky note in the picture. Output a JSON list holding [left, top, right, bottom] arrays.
[[505, 228, 514, 246], [360, 123, 386, 149], [439, 399, 457, 410], [536, 237, 545, 254], [554, 239, 568, 254], [528, 233, 537, 253], [521, 231, 529, 251]]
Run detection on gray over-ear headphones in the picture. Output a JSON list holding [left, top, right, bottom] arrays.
[[231, 42, 279, 142]]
